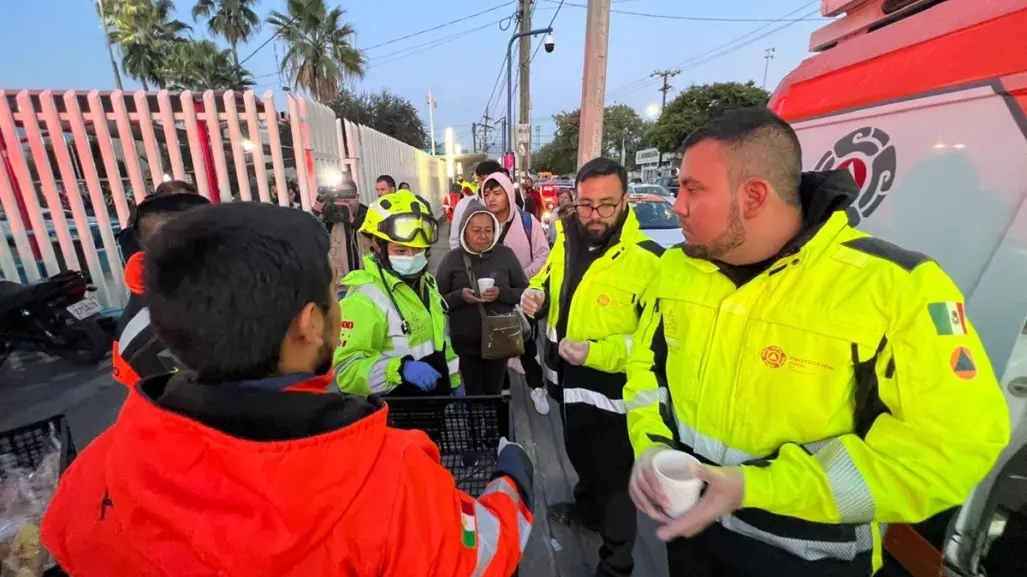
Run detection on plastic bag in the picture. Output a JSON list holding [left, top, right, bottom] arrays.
[[0, 429, 62, 577]]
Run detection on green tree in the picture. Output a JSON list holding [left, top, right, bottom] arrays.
[[533, 105, 649, 174], [268, 0, 366, 102], [105, 0, 191, 90], [327, 90, 427, 149], [191, 0, 262, 66], [603, 104, 646, 164], [645, 81, 770, 152], [164, 39, 255, 91]]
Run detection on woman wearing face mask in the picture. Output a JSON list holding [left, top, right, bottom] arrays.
[[436, 199, 529, 395], [332, 190, 463, 397]]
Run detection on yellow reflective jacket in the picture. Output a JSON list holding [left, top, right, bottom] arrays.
[[333, 255, 461, 396], [624, 172, 1009, 574], [529, 208, 663, 415]]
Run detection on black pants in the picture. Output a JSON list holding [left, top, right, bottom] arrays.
[[458, 353, 508, 396], [565, 411, 636, 577], [503, 320, 545, 390], [667, 525, 874, 577]]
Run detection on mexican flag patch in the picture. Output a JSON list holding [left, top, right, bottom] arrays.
[[460, 499, 477, 548], [928, 302, 967, 335]]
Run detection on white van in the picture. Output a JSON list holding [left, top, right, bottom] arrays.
[[772, 1, 1027, 575]]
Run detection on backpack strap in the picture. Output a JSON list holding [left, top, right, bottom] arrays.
[[520, 211, 533, 254]]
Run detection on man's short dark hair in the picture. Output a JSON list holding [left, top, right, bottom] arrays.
[[475, 160, 505, 178], [376, 174, 397, 189], [135, 193, 210, 245], [576, 157, 628, 195], [153, 179, 198, 197], [144, 202, 333, 383], [681, 107, 802, 206]]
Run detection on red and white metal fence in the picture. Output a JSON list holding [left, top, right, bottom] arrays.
[[0, 88, 448, 310]]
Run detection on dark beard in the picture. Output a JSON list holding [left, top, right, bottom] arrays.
[[314, 334, 333, 376]]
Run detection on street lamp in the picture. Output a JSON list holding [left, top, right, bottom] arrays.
[[507, 26, 554, 180]]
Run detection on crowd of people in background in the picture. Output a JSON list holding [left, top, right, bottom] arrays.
[[38, 107, 1011, 577]]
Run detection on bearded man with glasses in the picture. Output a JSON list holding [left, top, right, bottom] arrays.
[[521, 156, 664, 577]]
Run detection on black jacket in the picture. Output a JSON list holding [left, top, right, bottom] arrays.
[[436, 200, 528, 355]]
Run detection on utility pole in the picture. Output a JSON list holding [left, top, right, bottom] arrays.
[[95, 0, 124, 90], [576, 0, 612, 169], [472, 122, 478, 153], [651, 69, 680, 112], [535, 125, 541, 152], [426, 88, 438, 155], [762, 47, 776, 90], [480, 111, 497, 156], [518, 0, 532, 175]]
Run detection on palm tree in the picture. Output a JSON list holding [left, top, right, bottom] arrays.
[[191, 0, 262, 66], [164, 39, 255, 91], [267, 0, 365, 102], [105, 0, 190, 90]]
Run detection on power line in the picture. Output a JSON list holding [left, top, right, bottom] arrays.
[[242, 3, 514, 68], [366, 17, 509, 69], [605, 1, 818, 100], [535, 0, 826, 22], [361, 1, 515, 51]]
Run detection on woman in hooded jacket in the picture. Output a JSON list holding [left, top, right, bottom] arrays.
[[436, 199, 529, 395]]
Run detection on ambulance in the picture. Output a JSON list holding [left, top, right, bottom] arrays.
[[770, 1, 1027, 575]]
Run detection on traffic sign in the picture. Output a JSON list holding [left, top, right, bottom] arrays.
[[635, 148, 660, 164], [517, 124, 532, 145]]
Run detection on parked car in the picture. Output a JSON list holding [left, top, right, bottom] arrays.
[[627, 192, 682, 248], [629, 183, 674, 198], [656, 176, 679, 196]]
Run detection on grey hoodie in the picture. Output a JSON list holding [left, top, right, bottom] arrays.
[[436, 199, 529, 355]]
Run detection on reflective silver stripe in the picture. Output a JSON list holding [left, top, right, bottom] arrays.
[[471, 502, 500, 577], [622, 334, 633, 355], [351, 284, 405, 336], [563, 387, 625, 414], [482, 479, 532, 552], [543, 365, 558, 384], [333, 354, 393, 393], [676, 421, 759, 466], [447, 356, 460, 374], [624, 387, 667, 411], [366, 358, 393, 393], [719, 514, 874, 562], [815, 438, 877, 523], [119, 307, 150, 350], [674, 421, 878, 559], [546, 323, 557, 342], [407, 340, 435, 360]]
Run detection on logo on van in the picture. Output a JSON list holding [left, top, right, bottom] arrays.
[[814, 127, 897, 226]]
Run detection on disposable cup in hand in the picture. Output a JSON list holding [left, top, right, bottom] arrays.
[[652, 450, 703, 518], [477, 278, 495, 293]]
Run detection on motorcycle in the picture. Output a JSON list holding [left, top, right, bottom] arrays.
[[0, 270, 113, 366]]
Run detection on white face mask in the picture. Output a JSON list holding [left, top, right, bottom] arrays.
[[390, 253, 428, 276]]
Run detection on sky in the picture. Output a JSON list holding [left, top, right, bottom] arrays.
[[0, 0, 828, 153]]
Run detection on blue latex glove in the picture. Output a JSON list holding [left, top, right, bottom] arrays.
[[454, 385, 466, 397], [403, 361, 441, 391]]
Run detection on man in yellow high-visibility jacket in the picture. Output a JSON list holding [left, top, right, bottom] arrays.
[[625, 107, 1010, 577], [523, 157, 663, 577]]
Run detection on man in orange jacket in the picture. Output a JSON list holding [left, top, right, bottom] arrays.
[[112, 189, 209, 387], [43, 202, 535, 577]]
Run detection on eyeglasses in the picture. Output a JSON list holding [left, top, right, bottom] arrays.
[[574, 202, 620, 218]]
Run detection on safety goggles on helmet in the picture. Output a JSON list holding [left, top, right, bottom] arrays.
[[377, 213, 438, 245]]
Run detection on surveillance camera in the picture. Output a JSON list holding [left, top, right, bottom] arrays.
[[543, 33, 555, 53]]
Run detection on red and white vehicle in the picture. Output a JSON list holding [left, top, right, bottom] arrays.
[[772, 1, 1027, 575]]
